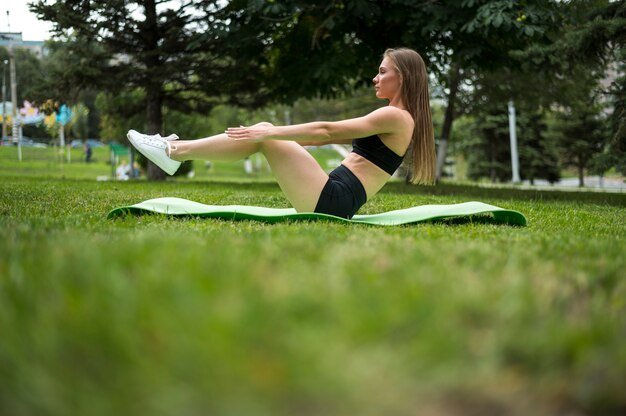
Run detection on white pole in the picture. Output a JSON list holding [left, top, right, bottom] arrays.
[[508, 100, 521, 183], [9, 48, 19, 161], [14, 117, 20, 161], [243, 157, 252, 174], [2, 60, 7, 141]]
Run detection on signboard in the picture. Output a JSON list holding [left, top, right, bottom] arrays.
[[56, 104, 72, 126]]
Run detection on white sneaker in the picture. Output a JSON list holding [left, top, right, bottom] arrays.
[[127, 130, 181, 175], [161, 133, 179, 141]]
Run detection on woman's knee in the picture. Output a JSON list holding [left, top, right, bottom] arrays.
[[252, 121, 274, 128], [260, 136, 302, 156]]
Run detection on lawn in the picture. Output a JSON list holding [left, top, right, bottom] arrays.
[[1, 146, 625, 416]]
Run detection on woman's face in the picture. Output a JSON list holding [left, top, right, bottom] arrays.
[[373, 57, 401, 101]]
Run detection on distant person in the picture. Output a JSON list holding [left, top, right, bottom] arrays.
[[84, 141, 93, 163], [116, 159, 130, 180], [128, 48, 435, 219], [133, 161, 141, 178]]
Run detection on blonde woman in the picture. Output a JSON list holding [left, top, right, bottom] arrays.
[[127, 48, 435, 219]]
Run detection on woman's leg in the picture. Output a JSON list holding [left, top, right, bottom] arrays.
[[258, 140, 329, 212], [170, 132, 260, 162], [169, 125, 329, 212]]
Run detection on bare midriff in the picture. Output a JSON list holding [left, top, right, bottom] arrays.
[[341, 152, 394, 200]]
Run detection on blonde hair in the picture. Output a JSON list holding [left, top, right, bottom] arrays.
[[384, 48, 435, 184]]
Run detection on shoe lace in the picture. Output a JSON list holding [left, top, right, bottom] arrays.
[[156, 133, 179, 156], [143, 133, 176, 156]]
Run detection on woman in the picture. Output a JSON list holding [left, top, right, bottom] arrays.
[[127, 47, 435, 219]]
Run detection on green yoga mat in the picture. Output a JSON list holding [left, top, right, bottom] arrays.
[[108, 197, 527, 226]]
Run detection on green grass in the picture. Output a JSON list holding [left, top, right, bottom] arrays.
[[1, 147, 625, 416]]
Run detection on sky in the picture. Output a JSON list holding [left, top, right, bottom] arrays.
[[2, 0, 53, 41]]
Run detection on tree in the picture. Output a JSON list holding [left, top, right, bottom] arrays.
[[516, 0, 626, 174], [214, 0, 387, 103], [519, 112, 560, 185], [31, 0, 269, 180], [550, 108, 608, 187], [455, 54, 571, 184], [95, 90, 146, 141], [69, 102, 90, 140], [607, 48, 626, 175], [463, 109, 560, 184], [420, 0, 562, 180]]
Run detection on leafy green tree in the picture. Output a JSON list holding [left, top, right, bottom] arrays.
[[459, 61, 564, 184], [75, 90, 102, 140], [95, 90, 146, 141], [424, 0, 562, 180], [519, 112, 560, 185], [464, 109, 560, 184], [288, 87, 381, 124], [69, 102, 89, 140], [607, 49, 626, 175], [517, 0, 626, 175], [553, 66, 612, 186], [549, 108, 608, 187], [218, 0, 386, 103], [465, 112, 509, 182], [588, 151, 617, 182]]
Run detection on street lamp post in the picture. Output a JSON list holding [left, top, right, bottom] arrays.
[[508, 100, 521, 183], [5, 10, 20, 160], [2, 59, 7, 141], [9, 44, 19, 161]]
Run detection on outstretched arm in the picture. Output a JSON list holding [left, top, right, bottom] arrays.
[[226, 107, 407, 143], [299, 139, 353, 146]]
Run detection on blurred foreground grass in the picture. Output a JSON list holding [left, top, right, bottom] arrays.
[[1, 148, 625, 416]]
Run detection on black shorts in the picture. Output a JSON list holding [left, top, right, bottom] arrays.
[[314, 164, 367, 219]]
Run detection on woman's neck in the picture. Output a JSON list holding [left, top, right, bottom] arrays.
[[388, 96, 406, 110]]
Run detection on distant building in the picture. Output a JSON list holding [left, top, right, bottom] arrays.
[[0, 32, 48, 58]]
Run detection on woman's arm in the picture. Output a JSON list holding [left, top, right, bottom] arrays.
[[299, 139, 353, 146], [226, 107, 408, 143]]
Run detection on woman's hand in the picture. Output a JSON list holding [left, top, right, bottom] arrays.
[[225, 125, 272, 142]]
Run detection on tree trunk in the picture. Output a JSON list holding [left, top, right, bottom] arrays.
[[144, 0, 166, 181], [435, 64, 462, 181], [145, 86, 166, 181], [578, 161, 585, 187], [489, 130, 497, 183]]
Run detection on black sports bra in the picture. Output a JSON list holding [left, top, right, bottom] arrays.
[[351, 135, 405, 175]]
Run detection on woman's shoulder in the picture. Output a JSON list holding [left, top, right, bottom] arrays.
[[366, 106, 414, 135], [369, 105, 404, 117], [368, 106, 413, 125]]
